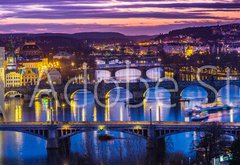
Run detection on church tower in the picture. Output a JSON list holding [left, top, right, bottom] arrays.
[[6, 41, 17, 71]]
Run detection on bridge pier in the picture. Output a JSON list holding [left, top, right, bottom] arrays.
[[47, 138, 59, 149], [170, 91, 181, 104], [47, 126, 59, 149], [147, 125, 156, 149], [207, 90, 216, 103], [59, 137, 71, 153]]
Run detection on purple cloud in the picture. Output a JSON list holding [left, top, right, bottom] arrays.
[[0, 0, 239, 34]]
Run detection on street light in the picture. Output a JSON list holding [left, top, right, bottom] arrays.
[[49, 96, 54, 125], [149, 107, 152, 125], [158, 103, 161, 122], [62, 103, 65, 122]]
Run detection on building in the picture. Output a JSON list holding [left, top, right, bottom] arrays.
[[5, 44, 21, 87], [48, 69, 62, 85], [6, 46, 17, 71], [18, 58, 49, 71], [0, 47, 5, 111], [5, 70, 21, 87], [163, 44, 185, 55], [20, 68, 38, 86], [53, 51, 74, 60], [184, 46, 194, 58], [0, 47, 5, 87], [19, 42, 43, 59]]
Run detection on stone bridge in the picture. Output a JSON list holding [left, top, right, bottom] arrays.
[[0, 121, 240, 150], [5, 80, 240, 103]]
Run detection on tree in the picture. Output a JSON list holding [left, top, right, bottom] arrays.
[[230, 139, 240, 164], [194, 123, 225, 164]]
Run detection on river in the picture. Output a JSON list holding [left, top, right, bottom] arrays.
[[0, 85, 240, 164]]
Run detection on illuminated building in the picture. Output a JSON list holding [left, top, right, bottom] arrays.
[[0, 47, 4, 111], [20, 68, 38, 86], [5, 44, 21, 87], [163, 44, 185, 55], [18, 58, 49, 71], [185, 46, 194, 58], [0, 47, 5, 87], [48, 69, 62, 85], [6, 46, 17, 71], [5, 71, 21, 87]]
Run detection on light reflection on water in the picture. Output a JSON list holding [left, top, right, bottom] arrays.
[[0, 85, 239, 164]]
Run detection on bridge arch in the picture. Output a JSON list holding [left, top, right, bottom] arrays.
[[106, 87, 133, 101], [115, 68, 141, 81], [218, 85, 240, 98], [146, 67, 163, 81], [95, 70, 111, 81], [57, 128, 147, 140], [34, 89, 53, 100], [218, 85, 240, 105], [181, 85, 208, 100], [70, 89, 94, 100], [144, 87, 171, 100], [5, 91, 23, 98], [0, 130, 47, 140]]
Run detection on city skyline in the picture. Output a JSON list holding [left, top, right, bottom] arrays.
[[0, 0, 239, 35]]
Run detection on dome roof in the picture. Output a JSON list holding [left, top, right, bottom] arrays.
[[21, 44, 41, 52]]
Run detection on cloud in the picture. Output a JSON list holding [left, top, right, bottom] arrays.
[[0, 0, 239, 34]]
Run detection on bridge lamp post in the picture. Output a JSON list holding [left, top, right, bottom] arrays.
[[149, 107, 152, 125], [61, 103, 65, 122], [49, 96, 54, 125], [158, 103, 161, 122]]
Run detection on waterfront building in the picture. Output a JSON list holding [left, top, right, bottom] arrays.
[[5, 70, 21, 87], [20, 68, 38, 86], [0, 47, 5, 87], [0, 47, 4, 111]]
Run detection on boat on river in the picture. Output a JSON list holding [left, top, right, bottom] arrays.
[[191, 111, 209, 121], [97, 134, 114, 141], [186, 101, 231, 115]]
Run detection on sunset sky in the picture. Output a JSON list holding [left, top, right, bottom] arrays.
[[0, 0, 239, 35]]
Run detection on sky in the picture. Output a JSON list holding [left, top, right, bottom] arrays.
[[0, 0, 239, 35]]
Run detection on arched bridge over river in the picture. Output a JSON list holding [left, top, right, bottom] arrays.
[[0, 121, 240, 149], [5, 80, 240, 103]]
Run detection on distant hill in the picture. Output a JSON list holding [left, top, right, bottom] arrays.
[[0, 32, 156, 53], [0, 32, 156, 43], [156, 23, 240, 42]]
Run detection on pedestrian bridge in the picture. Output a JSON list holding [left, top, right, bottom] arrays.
[[0, 121, 239, 149]]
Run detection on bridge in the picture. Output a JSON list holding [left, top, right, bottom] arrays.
[[5, 80, 240, 103], [0, 121, 240, 150]]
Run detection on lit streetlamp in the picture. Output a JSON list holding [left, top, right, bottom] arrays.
[[49, 96, 54, 125], [149, 107, 152, 125], [62, 103, 65, 121]]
